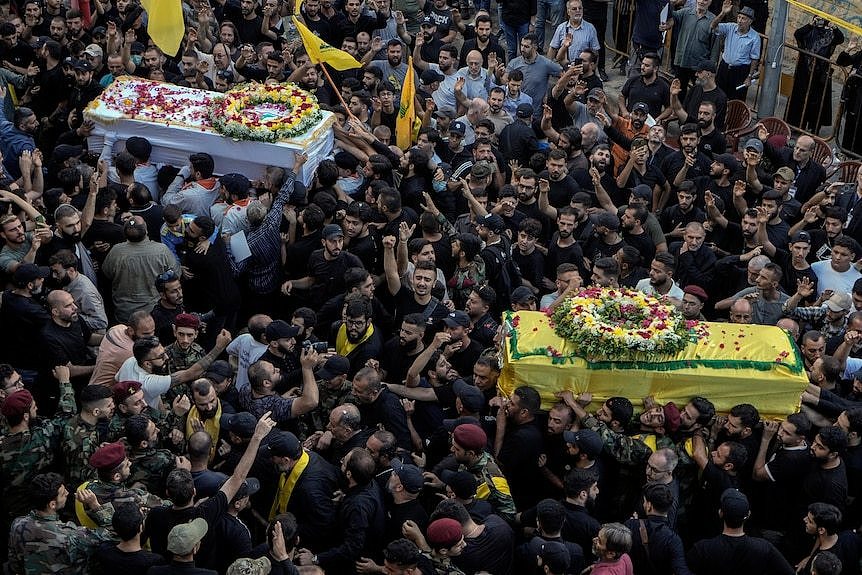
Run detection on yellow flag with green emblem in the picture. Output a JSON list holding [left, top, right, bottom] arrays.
[[396, 56, 416, 150], [140, 0, 185, 56], [291, 15, 361, 70]]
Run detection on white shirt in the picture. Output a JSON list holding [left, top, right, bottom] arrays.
[[636, 278, 685, 300], [226, 333, 268, 392], [811, 261, 862, 297], [116, 356, 171, 409]]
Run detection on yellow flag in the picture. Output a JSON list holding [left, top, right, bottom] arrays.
[[140, 0, 184, 56], [291, 15, 361, 70], [396, 56, 416, 150], [294, 0, 304, 15]]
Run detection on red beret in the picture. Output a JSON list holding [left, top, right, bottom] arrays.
[[112, 380, 142, 405], [426, 518, 463, 548], [663, 402, 681, 433], [89, 441, 126, 470], [173, 313, 201, 330], [452, 423, 487, 452], [1, 390, 33, 418], [683, 285, 709, 302]]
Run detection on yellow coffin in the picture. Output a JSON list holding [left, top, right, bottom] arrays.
[[498, 311, 808, 419]]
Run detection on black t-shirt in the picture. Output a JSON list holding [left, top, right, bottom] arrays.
[[620, 163, 667, 193], [539, 171, 581, 208], [623, 229, 656, 264], [307, 249, 364, 303], [446, 338, 484, 380], [803, 461, 848, 512], [83, 220, 125, 264], [513, 248, 546, 287], [346, 231, 381, 275], [42, 318, 93, 368], [547, 240, 587, 280], [392, 285, 449, 327], [285, 231, 322, 279], [379, 336, 422, 385], [687, 534, 794, 575], [93, 543, 166, 575], [621, 75, 671, 118], [144, 491, 229, 560], [453, 514, 514, 575]]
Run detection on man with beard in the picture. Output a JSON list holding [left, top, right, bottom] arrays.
[[621, 205, 656, 265], [48, 249, 107, 333], [0, 21, 34, 75], [225, 0, 263, 44], [439, 310, 483, 378], [459, 14, 505, 67], [67, 58, 103, 118], [296, 448, 386, 571], [712, 3, 761, 101], [267, 430, 340, 552], [384, 237, 450, 326], [282, 224, 363, 309], [576, 144, 620, 205], [602, 101, 650, 170], [465, 286, 498, 348], [670, 90, 727, 156], [257, 319, 301, 390], [804, 427, 849, 514], [538, 149, 581, 208], [298, 0, 332, 42], [664, 0, 715, 101], [367, 40, 417, 93], [239, 348, 320, 425], [615, 136, 668, 200], [501, 34, 563, 111], [117, 331, 232, 410], [164, 314, 205, 372], [342, 201, 380, 273], [330, 0, 387, 51], [334, 296, 383, 378], [414, 40, 460, 112], [380, 313, 426, 386], [760, 229, 819, 305], [660, 124, 712, 208], [492, 386, 544, 509], [416, 17, 444, 65], [659, 182, 706, 239], [714, 403, 762, 484], [151, 270, 187, 345], [485, 87, 513, 135], [0, 104, 38, 179], [620, 53, 671, 121], [60, 384, 117, 488], [352, 367, 412, 450], [545, 204, 590, 281], [42, 290, 99, 389], [0, 263, 50, 371], [102, 216, 179, 324], [585, 211, 626, 263], [752, 414, 812, 543], [636, 252, 685, 300], [538, 402, 576, 496], [425, 423, 517, 522]]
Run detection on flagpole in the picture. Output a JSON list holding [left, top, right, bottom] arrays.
[[316, 59, 360, 123]]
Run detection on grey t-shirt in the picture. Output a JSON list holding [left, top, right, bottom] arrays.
[[730, 287, 790, 326]]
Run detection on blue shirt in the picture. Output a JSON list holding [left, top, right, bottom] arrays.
[[716, 23, 762, 66], [548, 19, 601, 62]]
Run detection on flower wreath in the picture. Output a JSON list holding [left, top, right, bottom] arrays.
[[548, 287, 706, 361], [209, 82, 323, 142]]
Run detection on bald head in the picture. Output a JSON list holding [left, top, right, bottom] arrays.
[[47, 289, 73, 310], [188, 430, 213, 462]]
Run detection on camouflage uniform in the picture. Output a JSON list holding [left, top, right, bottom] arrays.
[[298, 379, 354, 440], [0, 381, 76, 519], [106, 407, 185, 447], [128, 447, 177, 496], [460, 452, 517, 523], [582, 414, 657, 465], [84, 480, 166, 514], [61, 416, 106, 488], [425, 552, 466, 575], [165, 342, 205, 372], [7, 505, 115, 575]]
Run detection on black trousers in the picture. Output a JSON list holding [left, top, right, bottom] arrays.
[[717, 60, 751, 101]]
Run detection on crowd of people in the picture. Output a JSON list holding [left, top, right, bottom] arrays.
[[2, 0, 862, 573]]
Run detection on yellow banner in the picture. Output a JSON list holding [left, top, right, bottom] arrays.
[[291, 16, 361, 71], [396, 56, 416, 150], [140, 0, 185, 56], [498, 312, 807, 419], [785, 0, 862, 36]]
